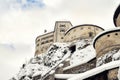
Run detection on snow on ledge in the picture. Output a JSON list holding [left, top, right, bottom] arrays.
[[68, 60, 120, 80], [55, 74, 77, 79]]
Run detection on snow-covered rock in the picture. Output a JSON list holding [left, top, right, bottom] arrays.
[[70, 38, 95, 66], [44, 43, 70, 68], [15, 42, 71, 80], [70, 45, 96, 65]]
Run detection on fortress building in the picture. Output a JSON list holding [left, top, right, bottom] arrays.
[[35, 21, 104, 56], [113, 4, 120, 27]]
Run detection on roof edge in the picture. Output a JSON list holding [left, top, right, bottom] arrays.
[[65, 24, 104, 35]]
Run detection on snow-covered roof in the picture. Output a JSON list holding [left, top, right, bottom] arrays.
[[68, 60, 120, 80], [93, 28, 120, 48], [55, 74, 77, 79]]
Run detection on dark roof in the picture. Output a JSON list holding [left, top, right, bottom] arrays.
[[113, 4, 120, 27], [93, 28, 120, 48], [65, 24, 104, 35]]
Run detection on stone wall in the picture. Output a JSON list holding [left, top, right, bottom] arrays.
[[84, 68, 119, 80], [63, 58, 96, 74], [107, 68, 119, 80], [35, 32, 54, 55], [93, 29, 120, 58]]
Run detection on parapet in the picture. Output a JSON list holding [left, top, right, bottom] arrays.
[[64, 24, 104, 42]]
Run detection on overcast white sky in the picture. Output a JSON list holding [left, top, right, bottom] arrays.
[[0, 0, 119, 80]]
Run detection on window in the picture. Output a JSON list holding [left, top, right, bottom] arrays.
[[107, 35, 110, 37], [37, 39, 40, 42], [50, 39, 53, 42], [89, 32, 93, 37], [60, 24, 66, 27], [115, 33, 118, 35], [37, 43, 39, 46], [41, 42, 44, 45], [61, 37, 64, 39], [60, 29, 65, 32]]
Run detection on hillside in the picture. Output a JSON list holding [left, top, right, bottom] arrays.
[[11, 38, 96, 80], [10, 38, 120, 80]]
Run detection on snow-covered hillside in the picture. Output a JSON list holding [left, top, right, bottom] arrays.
[[12, 43, 71, 80], [11, 38, 120, 80]]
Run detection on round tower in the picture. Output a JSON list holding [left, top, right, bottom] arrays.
[[113, 4, 120, 27], [93, 28, 120, 80], [64, 24, 104, 42], [93, 28, 120, 59]]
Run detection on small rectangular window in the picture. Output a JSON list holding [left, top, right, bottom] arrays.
[[37, 39, 40, 42], [60, 29, 65, 32], [60, 24, 66, 27], [41, 42, 44, 45]]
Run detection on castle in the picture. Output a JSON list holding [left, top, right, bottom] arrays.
[[12, 4, 120, 80], [35, 21, 104, 55], [32, 4, 120, 80]]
